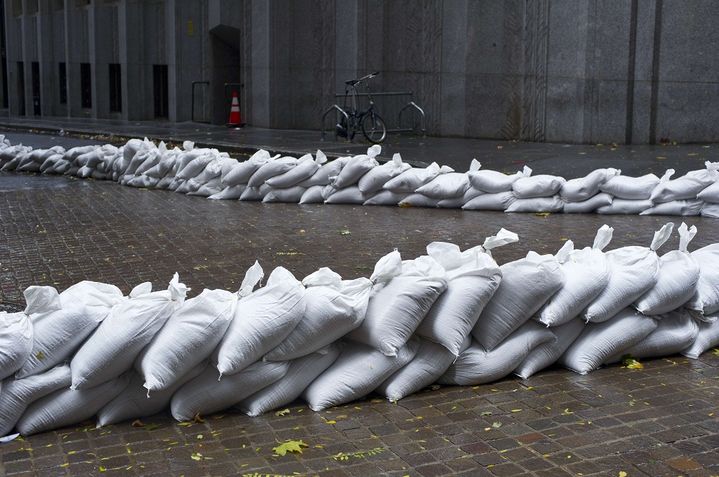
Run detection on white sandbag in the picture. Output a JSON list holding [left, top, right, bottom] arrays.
[[240, 346, 340, 416], [560, 168, 620, 202], [512, 174, 566, 198], [561, 308, 658, 374], [650, 162, 719, 203], [582, 223, 672, 323], [606, 310, 698, 362], [75, 165, 94, 178], [468, 166, 532, 193], [265, 268, 371, 361], [208, 184, 246, 200], [96, 364, 205, 428], [384, 162, 447, 193], [357, 153, 411, 194], [221, 150, 275, 187], [417, 229, 518, 356], [39, 154, 63, 173], [16, 374, 130, 435], [697, 181, 719, 203], [537, 225, 613, 326], [263, 186, 307, 203], [349, 254, 447, 356], [377, 338, 467, 402], [415, 160, 479, 199], [462, 191, 516, 211], [562, 193, 613, 213], [143, 153, 176, 179], [190, 158, 224, 185], [505, 196, 563, 213], [0, 312, 33, 381], [0, 365, 71, 437], [265, 152, 326, 188], [188, 178, 224, 197], [70, 275, 188, 390], [303, 340, 418, 411], [640, 200, 703, 216], [436, 187, 483, 208], [216, 267, 305, 376], [600, 173, 660, 199], [514, 319, 585, 379], [701, 203, 719, 218], [140, 262, 263, 391], [597, 198, 653, 214], [472, 250, 564, 350], [298, 156, 350, 187], [682, 318, 719, 359], [331, 154, 379, 189], [298, 185, 325, 204], [440, 322, 555, 385], [175, 153, 214, 180], [363, 190, 408, 206], [248, 156, 298, 187], [133, 148, 161, 176], [17, 281, 124, 378], [324, 186, 368, 204], [686, 244, 719, 316], [635, 223, 700, 315], [126, 175, 159, 188], [239, 185, 265, 201], [170, 360, 288, 422], [398, 194, 439, 208]]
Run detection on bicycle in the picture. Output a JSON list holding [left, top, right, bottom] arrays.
[[335, 71, 387, 144]]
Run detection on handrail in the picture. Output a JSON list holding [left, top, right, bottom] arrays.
[[191, 81, 210, 123], [321, 104, 350, 142], [334, 91, 414, 98]]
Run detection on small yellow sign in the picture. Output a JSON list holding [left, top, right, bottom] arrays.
[[187, 19, 194, 36]]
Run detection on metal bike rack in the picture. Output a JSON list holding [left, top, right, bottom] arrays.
[[320, 104, 351, 142], [320, 91, 426, 141]]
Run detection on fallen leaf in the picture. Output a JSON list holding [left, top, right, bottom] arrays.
[[622, 357, 644, 370], [480, 411, 492, 416], [534, 212, 551, 218], [511, 409, 522, 413], [131, 420, 144, 428], [193, 413, 205, 423], [339, 229, 351, 236], [491, 421, 502, 429], [273, 440, 308, 456], [274, 408, 291, 417], [619, 472, 628, 477], [190, 452, 203, 461], [99, 466, 107, 472]]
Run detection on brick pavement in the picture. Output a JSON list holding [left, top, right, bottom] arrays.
[[1, 172, 718, 476]]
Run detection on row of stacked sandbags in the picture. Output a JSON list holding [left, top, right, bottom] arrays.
[[2, 135, 719, 216], [2, 225, 719, 437]]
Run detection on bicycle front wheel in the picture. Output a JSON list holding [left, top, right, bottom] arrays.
[[362, 112, 387, 144]]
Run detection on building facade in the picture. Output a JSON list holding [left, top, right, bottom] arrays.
[[2, 0, 718, 144]]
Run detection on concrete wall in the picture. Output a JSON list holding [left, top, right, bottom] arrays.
[[3, 0, 719, 144]]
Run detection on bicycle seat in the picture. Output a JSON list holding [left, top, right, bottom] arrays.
[[345, 79, 360, 86]]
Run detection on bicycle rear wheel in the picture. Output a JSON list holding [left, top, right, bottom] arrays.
[[362, 112, 387, 144]]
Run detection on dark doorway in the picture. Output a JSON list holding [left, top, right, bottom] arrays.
[[0, 1, 7, 109], [80, 62, 91, 108], [108, 63, 121, 112], [58, 62, 66, 104], [31, 61, 40, 115], [153, 64, 168, 118], [209, 25, 241, 125], [16, 61, 24, 115]]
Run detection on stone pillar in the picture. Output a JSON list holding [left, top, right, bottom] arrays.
[[439, 0, 468, 136], [250, 0, 270, 127]]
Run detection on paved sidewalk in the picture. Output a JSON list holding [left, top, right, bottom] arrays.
[[1, 172, 718, 476], [1, 116, 718, 176]]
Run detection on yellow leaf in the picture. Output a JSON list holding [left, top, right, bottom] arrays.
[[196, 434, 203, 440], [273, 440, 308, 456], [534, 212, 551, 218], [511, 409, 522, 413], [325, 420, 337, 425], [190, 452, 203, 461], [622, 357, 644, 369], [491, 421, 502, 429], [99, 466, 107, 472], [274, 408, 290, 417], [711, 348, 719, 356], [619, 472, 628, 477]]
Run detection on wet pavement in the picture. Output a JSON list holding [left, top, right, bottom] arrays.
[[1, 169, 718, 477]]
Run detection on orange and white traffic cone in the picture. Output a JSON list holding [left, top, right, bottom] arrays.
[[227, 91, 243, 127]]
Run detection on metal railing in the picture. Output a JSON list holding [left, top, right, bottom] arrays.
[[321, 91, 426, 141]]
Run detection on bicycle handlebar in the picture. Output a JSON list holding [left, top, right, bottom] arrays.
[[345, 71, 381, 87]]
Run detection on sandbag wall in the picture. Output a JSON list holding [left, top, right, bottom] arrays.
[[2, 224, 719, 438], [2, 136, 719, 216]]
